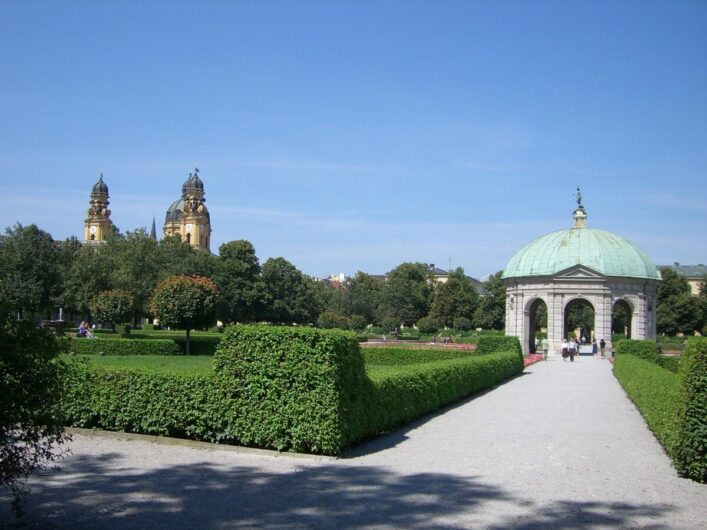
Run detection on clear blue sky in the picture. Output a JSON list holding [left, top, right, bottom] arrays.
[[1, 0, 705, 279]]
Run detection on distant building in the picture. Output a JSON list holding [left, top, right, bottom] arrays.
[[83, 174, 113, 244], [658, 263, 706, 295]]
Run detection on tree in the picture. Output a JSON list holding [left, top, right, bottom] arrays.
[[416, 315, 441, 334], [59, 244, 112, 317], [657, 268, 704, 335], [429, 267, 479, 328], [473, 271, 506, 330], [89, 290, 134, 329], [0, 224, 60, 317], [377, 263, 433, 327], [261, 257, 319, 324], [157, 236, 217, 279], [0, 316, 68, 516], [339, 272, 382, 324], [150, 276, 219, 354], [316, 310, 349, 329], [214, 240, 267, 323]]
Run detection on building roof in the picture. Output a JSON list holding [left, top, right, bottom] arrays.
[[658, 263, 707, 278], [503, 225, 660, 281], [92, 174, 108, 194], [165, 198, 184, 223]]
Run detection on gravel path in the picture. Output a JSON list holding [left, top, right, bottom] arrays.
[[2, 356, 706, 529]]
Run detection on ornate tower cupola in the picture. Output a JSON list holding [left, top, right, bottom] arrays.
[[163, 168, 212, 252], [84, 174, 112, 243]]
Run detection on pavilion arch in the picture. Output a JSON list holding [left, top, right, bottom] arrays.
[[612, 298, 635, 339], [563, 297, 596, 342], [523, 297, 548, 353]]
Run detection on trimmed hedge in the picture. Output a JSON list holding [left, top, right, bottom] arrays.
[[613, 355, 681, 453], [67, 338, 181, 356], [674, 338, 707, 482], [656, 356, 682, 373], [363, 346, 473, 365], [475, 335, 522, 357], [59, 325, 524, 455], [615, 339, 659, 362]]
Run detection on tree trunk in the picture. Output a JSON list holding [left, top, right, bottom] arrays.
[[186, 328, 191, 355]]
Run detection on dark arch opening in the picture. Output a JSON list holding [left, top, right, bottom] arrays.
[[186, 233, 191, 244], [564, 298, 595, 343], [528, 298, 547, 353], [612, 299, 633, 339]]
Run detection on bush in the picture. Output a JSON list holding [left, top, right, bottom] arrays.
[[475, 335, 522, 357], [363, 346, 473, 365], [347, 315, 367, 332], [141, 324, 160, 331], [674, 337, 707, 482], [172, 336, 221, 355], [317, 310, 349, 330], [416, 316, 440, 334], [453, 317, 473, 332], [115, 323, 131, 337], [214, 325, 364, 454], [67, 338, 181, 356], [615, 339, 659, 362], [656, 356, 682, 373], [613, 355, 681, 454]]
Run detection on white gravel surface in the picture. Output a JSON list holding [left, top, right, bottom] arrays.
[[2, 356, 706, 529]]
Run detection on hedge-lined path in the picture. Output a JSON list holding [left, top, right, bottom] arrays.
[[3, 357, 706, 529]]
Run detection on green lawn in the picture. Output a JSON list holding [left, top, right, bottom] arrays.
[[61, 355, 215, 375]]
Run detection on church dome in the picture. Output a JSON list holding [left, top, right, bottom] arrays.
[[503, 209, 660, 280], [92, 174, 108, 194], [183, 171, 204, 192], [165, 198, 184, 223]]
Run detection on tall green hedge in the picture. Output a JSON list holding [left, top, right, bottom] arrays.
[[67, 338, 181, 356], [613, 355, 681, 452], [615, 339, 659, 362], [362, 346, 473, 365], [59, 325, 524, 455], [475, 335, 522, 357], [674, 338, 707, 482]]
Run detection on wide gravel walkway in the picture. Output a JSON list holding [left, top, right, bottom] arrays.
[[2, 356, 706, 529]]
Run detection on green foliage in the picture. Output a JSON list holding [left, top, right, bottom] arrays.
[[339, 272, 381, 325], [89, 290, 134, 328], [429, 267, 478, 327], [674, 338, 707, 482], [613, 355, 681, 458], [346, 314, 367, 331], [214, 240, 266, 323], [453, 316, 473, 332], [473, 271, 506, 330], [60, 244, 112, 315], [378, 263, 434, 327], [157, 235, 217, 280], [359, 351, 523, 441], [615, 339, 659, 362], [475, 335, 522, 357], [656, 356, 682, 373], [66, 337, 182, 356], [415, 316, 440, 334], [612, 302, 631, 333], [362, 346, 473, 365], [0, 223, 60, 315], [261, 257, 319, 324], [63, 355, 215, 375], [214, 325, 364, 454], [658, 268, 705, 335], [317, 310, 349, 329], [565, 299, 595, 337], [0, 318, 68, 515]]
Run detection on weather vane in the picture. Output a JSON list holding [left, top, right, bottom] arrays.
[[575, 186, 583, 208]]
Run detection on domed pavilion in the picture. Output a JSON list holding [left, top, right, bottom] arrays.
[[502, 193, 660, 355], [163, 168, 212, 252]]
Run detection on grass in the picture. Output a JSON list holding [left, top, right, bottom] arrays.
[[61, 354, 215, 375]]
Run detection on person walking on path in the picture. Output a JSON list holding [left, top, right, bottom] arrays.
[[561, 339, 569, 361], [541, 337, 549, 360], [600, 338, 606, 358], [568, 338, 576, 362]]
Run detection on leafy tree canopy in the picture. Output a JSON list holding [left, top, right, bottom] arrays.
[[473, 271, 506, 330], [214, 240, 268, 323], [89, 290, 134, 328], [378, 262, 433, 327], [430, 267, 479, 328]]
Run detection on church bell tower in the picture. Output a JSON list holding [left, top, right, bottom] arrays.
[[84, 174, 112, 243]]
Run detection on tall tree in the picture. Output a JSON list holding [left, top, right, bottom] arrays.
[[150, 275, 219, 354], [657, 268, 704, 335], [429, 267, 479, 328], [0, 224, 60, 317], [157, 236, 216, 279], [377, 262, 433, 327], [60, 244, 112, 317], [261, 257, 318, 324], [473, 271, 506, 330], [339, 271, 382, 324], [214, 240, 267, 323]]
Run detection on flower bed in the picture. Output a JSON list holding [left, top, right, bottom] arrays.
[[523, 354, 544, 367]]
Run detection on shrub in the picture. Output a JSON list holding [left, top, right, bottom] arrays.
[[115, 323, 131, 337], [656, 356, 682, 373], [613, 355, 681, 453], [615, 339, 659, 362], [214, 325, 364, 454], [172, 336, 221, 355], [317, 310, 349, 330], [475, 335, 522, 358], [674, 337, 707, 482], [453, 317, 473, 332], [347, 315, 367, 331], [89, 290, 133, 329], [363, 346, 473, 365], [67, 338, 181, 356], [416, 316, 440, 334]]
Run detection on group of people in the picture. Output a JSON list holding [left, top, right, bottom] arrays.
[[77, 320, 94, 338], [534, 336, 608, 361]]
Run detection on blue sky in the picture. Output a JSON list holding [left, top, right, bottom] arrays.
[[1, 0, 705, 279]]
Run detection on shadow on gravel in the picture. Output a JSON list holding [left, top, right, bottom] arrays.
[[1, 452, 676, 529]]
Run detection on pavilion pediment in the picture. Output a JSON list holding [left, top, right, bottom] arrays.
[[553, 265, 605, 281]]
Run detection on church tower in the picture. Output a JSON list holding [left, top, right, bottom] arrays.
[[163, 168, 212, 252], [84, 174, 112, 243]]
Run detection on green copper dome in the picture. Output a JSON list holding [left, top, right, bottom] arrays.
[[503, 222, 660, 280]]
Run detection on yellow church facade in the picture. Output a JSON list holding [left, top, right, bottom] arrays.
[[83, 169, 212, 252]]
